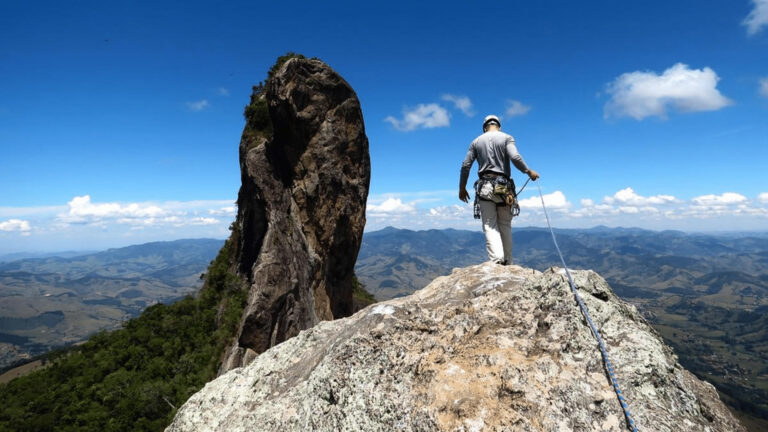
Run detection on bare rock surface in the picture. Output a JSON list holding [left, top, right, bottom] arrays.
[[169, 263, 744, 431], [220, 57, 370, 371]]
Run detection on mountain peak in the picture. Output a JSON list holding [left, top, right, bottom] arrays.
[[168, 263, 743, 431], [216, 55, 371, 372]]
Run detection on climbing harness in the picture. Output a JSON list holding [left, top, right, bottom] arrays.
[[473, 174, 522, 219], [536, 183, 639, 432]]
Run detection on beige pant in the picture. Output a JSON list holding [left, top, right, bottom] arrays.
[[479, 199, 513, 264]]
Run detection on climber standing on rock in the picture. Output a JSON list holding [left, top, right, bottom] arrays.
[[459, 115, 539, 265]]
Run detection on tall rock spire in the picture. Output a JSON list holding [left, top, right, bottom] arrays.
[[219, 56, 370, 371]]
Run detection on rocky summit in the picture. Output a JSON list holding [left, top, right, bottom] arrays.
[[219, 56, 370, 372], [168, 263, 744, 431]]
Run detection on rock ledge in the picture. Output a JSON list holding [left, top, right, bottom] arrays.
[[169, 263, 744, 432]]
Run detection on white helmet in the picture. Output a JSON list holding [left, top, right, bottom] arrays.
[[482, 115, 501, 131]]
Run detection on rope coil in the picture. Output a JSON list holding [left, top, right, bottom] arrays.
[[536, 183, 639, 432]]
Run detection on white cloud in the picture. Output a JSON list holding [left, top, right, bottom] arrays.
[[0, 198, 240, 253], [744, 0, 768, 35], [65, 195, 166, 222], [505, 100, 531, 117], [54, 196, 237, 230], [209, 206, 237, 216], [518, 190, 570, 210], [441, 94, 474, 117], [0, 219, 31, 234], [363, 187, 768, 232], [216, 87, 230, 96], [428, 205, 471, 220], [760, 77, 768, 98], [603, 187, 677, 205], [604, 63, 732, 120], [367, 198, 417, 214], [0, 205, 65, 218], [190, 217, 219, 225], [385, 104, 450, 131], [186, 99, 209, 111], [691, 192, 748, 206]]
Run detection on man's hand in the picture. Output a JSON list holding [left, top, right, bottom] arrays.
[[459, 189, 470, 203], [527, 169, 540, 181]]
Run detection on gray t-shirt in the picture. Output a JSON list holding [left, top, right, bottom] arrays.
[[459, 130, 530, 188]]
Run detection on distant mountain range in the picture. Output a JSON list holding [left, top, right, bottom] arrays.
[[354, 226, 768, 425], [0, 239, 223, 369], [356, 226, 768, 300], [3, 228, 767, 424]]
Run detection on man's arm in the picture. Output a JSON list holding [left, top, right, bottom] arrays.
[[506, 136, 539, 181], [459, 143, 476, 202]]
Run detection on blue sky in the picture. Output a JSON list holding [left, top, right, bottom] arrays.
[[1, 0, 767, 252]]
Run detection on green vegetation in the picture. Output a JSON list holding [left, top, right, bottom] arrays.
[[266, 52, 306, 82], [242, 52, 315, 147], [0, 239, 223, 370], [0, 239, 246, 431], [352, 274, 376, 309], [243, 88, 272, 136], [651, 300, 768, 424]]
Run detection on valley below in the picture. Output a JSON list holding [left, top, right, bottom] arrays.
[[0, 239, 223, 370], [2, 228, 767, 428]]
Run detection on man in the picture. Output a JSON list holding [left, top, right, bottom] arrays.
[[459, 115, 539, 265]]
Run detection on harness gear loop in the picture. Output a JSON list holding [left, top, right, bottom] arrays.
[[536, 183, 639, 432], [473, 173, 521, 219]]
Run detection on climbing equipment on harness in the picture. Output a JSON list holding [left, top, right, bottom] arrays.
[[473, 173, 520, 219], [537, 183, 639, 432]]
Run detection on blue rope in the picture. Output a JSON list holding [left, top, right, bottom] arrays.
[[536, 183, 638, 432]]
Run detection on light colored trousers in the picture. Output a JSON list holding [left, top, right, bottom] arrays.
[[479, 199, 513, 264]]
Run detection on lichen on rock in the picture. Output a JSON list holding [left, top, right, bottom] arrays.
[[168, 263, 744, 431]]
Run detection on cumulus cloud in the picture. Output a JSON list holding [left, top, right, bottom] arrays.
[[603, 187, 677, 205], [505, 100, 531, 117], [190, 217, 219, 225], [216, 87, 230, 96], [691, 192, 748, 206], [604, 63, 732, 120], [744, 0, 768, 35], [208, 206, 237, 216], [571, 189, 763, 224], [441, 94, 474, 117], [760, 77, 768, 98], [186, 99, 209, 111], [367, 198, 417, 213], [385, 104, 450, 131], [0, 198, 242, 252], [54, 195, 236, 230], [519, 190, 570, 210], [428, 205, 471, 220], [362, 187, 768, 232], [0, 219, 31, 234], [65, 195, 165, 222]]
